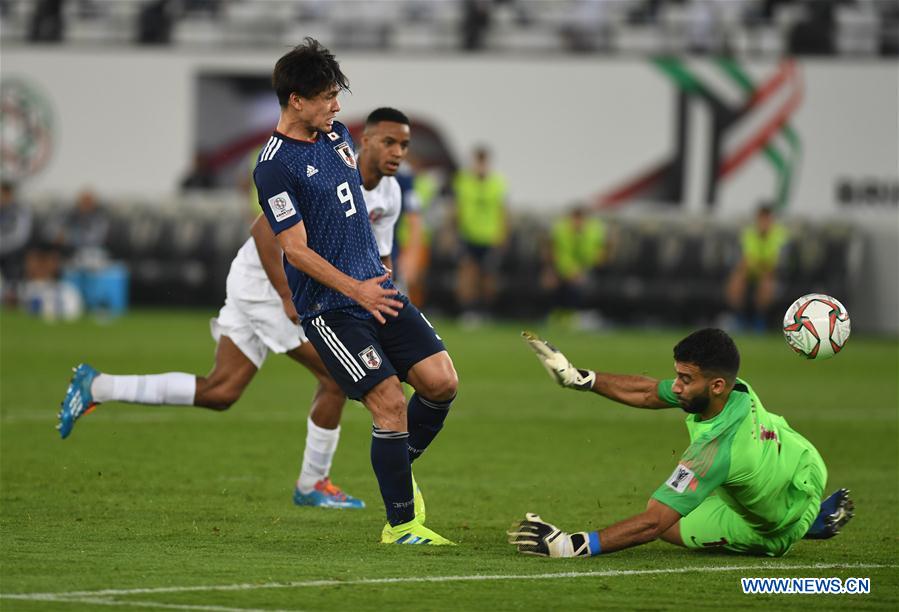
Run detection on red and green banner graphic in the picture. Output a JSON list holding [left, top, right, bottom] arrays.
[[598, 58, 802, 212]]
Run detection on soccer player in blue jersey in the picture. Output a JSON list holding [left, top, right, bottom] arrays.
[[57, 107, 427, 513], [254, 39, 458, 546], [509, 329, 853, 558]]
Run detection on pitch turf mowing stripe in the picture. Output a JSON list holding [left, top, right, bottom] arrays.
[[2, 563, 894, 601]]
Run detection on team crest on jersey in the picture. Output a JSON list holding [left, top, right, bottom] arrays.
[[666, 464, 695, 493], [334, 142, 357, 168], [267, 191, 296, 222], [358, 345, 382, 370], [369, 207, 384, 222], [326, 131, 341, 141]]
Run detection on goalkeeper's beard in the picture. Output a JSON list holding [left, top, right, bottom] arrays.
[[678, 390, 710, 414]]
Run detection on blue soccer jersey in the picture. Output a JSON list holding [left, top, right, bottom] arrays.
[[254, 121, 395, 321]]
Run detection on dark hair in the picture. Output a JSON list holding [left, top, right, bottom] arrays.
[[365, 107, 410, 127], [272, 38, 349, 107], [673, 328, 740, 382], [757, 202, 774, 216]]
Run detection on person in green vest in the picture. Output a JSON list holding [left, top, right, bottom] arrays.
[[725, 204, 789, 331], [452, 146, 507, 321], [547, 206, 606, 327], [394, 156, 437, 307]]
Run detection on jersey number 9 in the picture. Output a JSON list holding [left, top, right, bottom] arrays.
[[337, 182, 356, 218]]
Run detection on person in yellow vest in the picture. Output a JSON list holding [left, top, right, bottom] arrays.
[[726, 204, 789, 331], [547, 206, 606, 328], [394, 156, 437, 308], [452, 146, 507, 321]]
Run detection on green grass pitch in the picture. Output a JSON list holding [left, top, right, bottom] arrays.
[[1, 309, 897, 610]]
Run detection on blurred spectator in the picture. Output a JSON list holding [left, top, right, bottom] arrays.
[[461, 0, 492, 51], [0, 182, 33, 304], [543, 206, 607, 329], [725, 204, 789, 331], [182, 0, 221, 17], [180, 151, 219, 192], [759, 0, 797, 23], [788, 0, 836, 55], [627, 0, 663, 24], [878, 0, 899, 55], [237, 141, 270, 222], [561, 0, 614, 53], [20, 199, 69, 318], [393, 157, 435, 307], [50, 188, 110, 257], [50, 188, 128, 317], [452, 145, 507, 322], [137, 0, 174, 45], [28, 0, 65, 43]]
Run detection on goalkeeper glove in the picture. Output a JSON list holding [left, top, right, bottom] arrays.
[[521, 331, 596, 391], [508, 513, 600, 558]]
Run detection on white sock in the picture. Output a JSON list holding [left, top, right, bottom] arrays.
[[297, 417, 340, 493], [90, 373, 196, 405]]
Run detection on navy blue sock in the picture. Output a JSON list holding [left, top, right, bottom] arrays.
[[370, 428, 415, 526], [407, 393, 453, 463]]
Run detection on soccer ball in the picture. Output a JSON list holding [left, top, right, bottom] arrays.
[[782, 294, 850, 360]]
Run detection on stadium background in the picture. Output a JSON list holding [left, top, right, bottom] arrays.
[[1, 1, 898, 610]]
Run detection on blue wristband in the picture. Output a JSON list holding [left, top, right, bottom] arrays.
[[588, 530, 602, 556]]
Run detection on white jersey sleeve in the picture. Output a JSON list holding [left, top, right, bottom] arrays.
[[362, 175, 402, 257]]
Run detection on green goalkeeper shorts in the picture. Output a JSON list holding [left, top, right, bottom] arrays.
[[679, 462, 825, 557]]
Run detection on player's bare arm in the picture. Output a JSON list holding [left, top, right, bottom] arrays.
[[522, 331, 670, 408], [276, 220, 403, 324], [594, 499, 681, 553], [508, 499, 680, 558], [250, 214, 298, 324], [591, 371, 671, 409]]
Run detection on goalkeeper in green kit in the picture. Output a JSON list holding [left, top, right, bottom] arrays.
[[509, 328, 854, 558]]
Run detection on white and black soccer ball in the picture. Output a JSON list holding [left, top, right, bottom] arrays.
[[782, 293, 850, 360]]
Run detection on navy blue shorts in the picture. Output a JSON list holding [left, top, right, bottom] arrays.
[[303, 302, 446, 401]]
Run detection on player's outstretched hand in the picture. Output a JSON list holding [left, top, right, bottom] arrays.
[[508, 513, 594, 558], [521, 331, 595, 391], [353, 273, 404, 324]]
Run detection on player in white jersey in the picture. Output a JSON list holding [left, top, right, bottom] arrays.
[[57, 107, 419, 512]]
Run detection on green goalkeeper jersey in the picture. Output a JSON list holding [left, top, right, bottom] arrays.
[[651, 378, 826, 536]]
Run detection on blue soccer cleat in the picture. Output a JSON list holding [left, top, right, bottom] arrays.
[[293, 478, 365, 509], [57, 363, 100, 439], [804, 488, 854, 539]]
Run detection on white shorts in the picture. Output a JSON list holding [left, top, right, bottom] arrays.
[[209, 267, 306, 368]]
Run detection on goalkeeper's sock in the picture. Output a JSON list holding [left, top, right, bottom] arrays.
[[407, 393, 453, 463], [370, 428, 415, 526]]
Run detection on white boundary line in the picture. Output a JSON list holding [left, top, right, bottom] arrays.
[[1, 562, 893, 605]]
